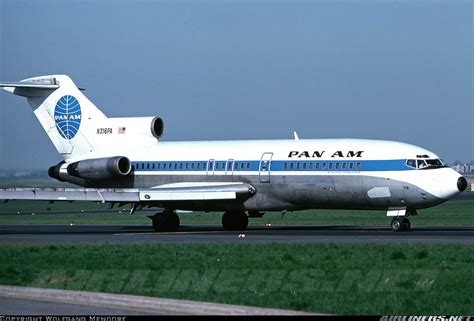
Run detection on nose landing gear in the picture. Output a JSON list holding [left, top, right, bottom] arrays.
[[391, 217, 411, 232]]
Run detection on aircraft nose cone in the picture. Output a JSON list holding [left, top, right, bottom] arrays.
[[457, 176, 467, 192]]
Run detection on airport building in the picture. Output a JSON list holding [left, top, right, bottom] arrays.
[[451, 164, 474, 174]]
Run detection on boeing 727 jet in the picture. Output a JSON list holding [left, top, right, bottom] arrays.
[[0, 75, 467, 232]]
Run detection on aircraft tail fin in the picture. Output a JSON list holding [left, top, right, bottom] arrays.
[[1, 75, 163, 162], [0, 75, 107, 160]]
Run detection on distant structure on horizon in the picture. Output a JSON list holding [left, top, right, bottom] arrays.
[[450, 163, 474, 175]]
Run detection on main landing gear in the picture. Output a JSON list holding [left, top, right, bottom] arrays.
[[222, 211, 249, 231], [391, 217, 411, 232], [150, 210, 180, 232]]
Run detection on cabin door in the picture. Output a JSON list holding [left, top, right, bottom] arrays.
[[259, 152, 273, 183]]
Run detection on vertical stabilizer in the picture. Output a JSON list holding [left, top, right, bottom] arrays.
[[1, 75, 107, 160]]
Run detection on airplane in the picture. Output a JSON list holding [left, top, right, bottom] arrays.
[[0, 75, 468, 232]]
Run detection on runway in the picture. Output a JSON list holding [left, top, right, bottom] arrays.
[[1, 224, 474, 244]]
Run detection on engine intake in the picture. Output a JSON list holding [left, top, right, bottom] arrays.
[[67, 156, 131, 180], [151, 117, 165, 139], [48, 161, 66, 182]]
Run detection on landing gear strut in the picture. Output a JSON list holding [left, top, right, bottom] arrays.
[[391, 217, 411, 232], [222, 211, 249, 231], [150, 210, 180, 232]]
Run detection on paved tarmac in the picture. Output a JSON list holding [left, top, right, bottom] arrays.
[[0, 297, 152, 315], [1, 224, 473, 244], [0, 286, 310, 315]]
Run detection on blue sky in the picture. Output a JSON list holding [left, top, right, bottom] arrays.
[[0, 0, 472, 169]]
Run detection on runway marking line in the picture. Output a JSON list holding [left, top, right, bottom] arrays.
[[116, 230, 231, 236]]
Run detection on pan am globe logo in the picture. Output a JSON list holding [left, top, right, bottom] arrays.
[[54, 95, 81, 139]]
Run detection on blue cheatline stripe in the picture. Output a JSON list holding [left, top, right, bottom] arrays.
[[130, 159, 413, 172]]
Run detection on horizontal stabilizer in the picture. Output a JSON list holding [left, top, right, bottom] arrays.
[[0, 81, 60, 90], [0, 79, 60, 98]]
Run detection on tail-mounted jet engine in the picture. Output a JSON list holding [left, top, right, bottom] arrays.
[[48, 161, 66, 182], [150, 117, 165, 139], [67, 156, 131, 180]]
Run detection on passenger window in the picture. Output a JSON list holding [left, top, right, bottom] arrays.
[[284, 163, 288, 170], [174, 163, 178, 170], [309, 163, 313, 169], [197, 163, 200, 170], [290, 163, 294, 170], [296, 163, 300, 170], [316, 163, 320, 170], [152, 163, 155, 170], [342, 163, 346, 170], [247, 162, 250, 169], [335, 163, 339, 170], [328, 163, 333, 170], [322, 163, 326, 170], [356, 162, 361, 170], [191, 163, 194, 169], [349, 163, 353, 170], [303, 163, 307, 170], [180, 163, 183, 169]]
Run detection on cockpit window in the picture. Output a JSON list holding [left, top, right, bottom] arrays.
[[417, 159, 428, 169], [406, 158, 446, 169], [424, 159, 446, 168], [406, 159, 417, 168]]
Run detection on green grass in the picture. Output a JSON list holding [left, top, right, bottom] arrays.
[[1, 199, 473, 227], [0, 243, 473, 314]]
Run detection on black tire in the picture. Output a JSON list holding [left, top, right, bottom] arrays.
[[222, 212, 233, 230], [152, 212, 180, 232], [391, 217, 403, 232], [402, 217, 411, 231], [222, 212, 249, 231]]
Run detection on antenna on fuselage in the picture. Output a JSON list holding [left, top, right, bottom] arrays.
[[293, 131, 300, 141]]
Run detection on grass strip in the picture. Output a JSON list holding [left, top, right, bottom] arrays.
[[1, 243, 473, 314]]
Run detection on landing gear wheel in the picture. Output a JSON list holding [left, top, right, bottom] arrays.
[[152, 211, 180, 232], [222, 211, 249, 231], [402, 217, 411, 231], [391, 218, 402, 232], [391, 217, 411, 232]]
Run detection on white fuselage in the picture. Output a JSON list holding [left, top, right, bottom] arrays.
[[68, 138, 463, 212]]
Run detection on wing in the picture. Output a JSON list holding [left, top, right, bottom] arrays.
[[0, 182, 256, 203]]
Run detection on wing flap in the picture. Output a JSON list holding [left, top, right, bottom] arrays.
[[0, 183, 255, 203], [0, 188, 140, 202], [140, 191, 237, 201]]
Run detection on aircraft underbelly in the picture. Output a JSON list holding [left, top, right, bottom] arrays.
[[82, 172, 437, 211]]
